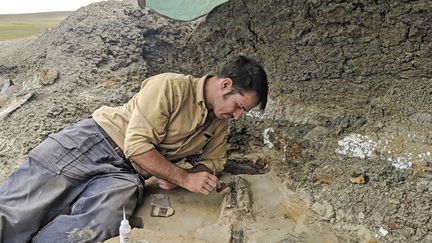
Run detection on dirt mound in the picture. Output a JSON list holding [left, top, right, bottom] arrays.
[[0, 1, 197, 179], [0, 0, 431, 242]]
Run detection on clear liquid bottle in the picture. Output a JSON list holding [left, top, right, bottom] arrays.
[[119, 206, 131, 243]]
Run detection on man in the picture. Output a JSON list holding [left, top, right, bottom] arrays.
[[0, 55, 268, 242]]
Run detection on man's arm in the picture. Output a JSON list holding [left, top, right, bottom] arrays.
[[196, 120, 229, 173], [130, 149, 220, 195], [156, 164, 214, 190]]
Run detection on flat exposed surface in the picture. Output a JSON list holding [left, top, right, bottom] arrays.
[[136, 177, 224, 234], [106, 174, 340, 242]]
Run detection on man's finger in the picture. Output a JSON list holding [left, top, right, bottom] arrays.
[[216, 180, 223, 189], [202, 183, 214, 192], [205, 178, 218, 188], [199, 187, 210, 195], [207, 174, 219, 183]]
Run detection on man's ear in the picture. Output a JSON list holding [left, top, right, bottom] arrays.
[[221, 78, 233, 90]]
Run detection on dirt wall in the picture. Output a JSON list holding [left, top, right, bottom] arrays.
[[171, 0, 432, 242]]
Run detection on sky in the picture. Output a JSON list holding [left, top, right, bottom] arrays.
[[0, 0, 105, 15]]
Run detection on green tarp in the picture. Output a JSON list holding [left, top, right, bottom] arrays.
[[145, 0, 228, 21]]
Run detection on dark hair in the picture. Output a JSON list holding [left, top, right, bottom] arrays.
[[217, 56, 268, 111]]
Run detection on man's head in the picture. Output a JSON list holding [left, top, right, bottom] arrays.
[[209, 56, 268, 120]]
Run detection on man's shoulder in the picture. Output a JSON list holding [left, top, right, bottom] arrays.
[[140, 73, 197, 91], [150, 73, 196, 83]]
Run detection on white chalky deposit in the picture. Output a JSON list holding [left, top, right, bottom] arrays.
[[263, 128, 275, 149], [337, 132, 432, 170], [336, 134, 377, 159]]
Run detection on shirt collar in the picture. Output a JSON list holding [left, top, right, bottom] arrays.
[[196, 74, 213, 105]]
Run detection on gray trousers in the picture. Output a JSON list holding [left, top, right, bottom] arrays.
[[0, 119, 144, 243]]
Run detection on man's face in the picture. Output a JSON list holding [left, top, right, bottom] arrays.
[[213, 89, 258, 120]]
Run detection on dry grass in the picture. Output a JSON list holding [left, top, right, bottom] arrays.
[[0, 11, 72, 41]]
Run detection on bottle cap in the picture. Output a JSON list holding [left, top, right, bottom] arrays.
[[121, 206, 130, 225]]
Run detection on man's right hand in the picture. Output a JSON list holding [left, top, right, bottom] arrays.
[[130, 150, 221, 195], [183, 171, 221, 195]]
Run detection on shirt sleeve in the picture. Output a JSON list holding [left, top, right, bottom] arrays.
[[124, 76, 174, 158], [197, 120, 229, 173]]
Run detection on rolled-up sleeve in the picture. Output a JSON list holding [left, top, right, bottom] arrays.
[[197, 121, 229, 173], [124, 77, 174, 158]]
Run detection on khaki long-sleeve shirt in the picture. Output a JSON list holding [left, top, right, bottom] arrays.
[[92, 73, 228, 173]]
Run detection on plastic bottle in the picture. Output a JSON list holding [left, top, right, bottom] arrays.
[[119, 205, 131, 243]]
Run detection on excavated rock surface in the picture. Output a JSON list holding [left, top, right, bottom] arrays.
[[172, 0, 432, 242], [0, 0, 431, 242]]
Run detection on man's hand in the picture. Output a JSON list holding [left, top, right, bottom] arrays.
[[130, 150, 222, 195], [157, 165, 213, 190], [183, 171, 221, 195]]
